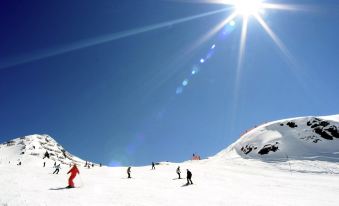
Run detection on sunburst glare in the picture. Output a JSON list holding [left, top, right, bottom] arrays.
[[172, 0, 313, 130], [233, 0, 264, 16]]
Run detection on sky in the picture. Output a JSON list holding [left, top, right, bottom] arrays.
[[0, 0, 338, 166]]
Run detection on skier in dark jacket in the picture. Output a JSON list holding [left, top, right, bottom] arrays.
[[186, 169, 193, 185], [127, 167, 131, 178], [43, 151, 50, 159], [42, 150, 49, 159], [176, 166, 181, 179], [151, 162, 155, 170]]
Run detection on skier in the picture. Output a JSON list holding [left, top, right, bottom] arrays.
[[43, 151, 50, 159], [176, 166, 181, 179], [186, 169, 193, 185], [43, 162, 46, 167], [127, 167, 131, 178], [151, 162, 155, 170], [67, 164, 80, 188], [53, 164, 61, 174]]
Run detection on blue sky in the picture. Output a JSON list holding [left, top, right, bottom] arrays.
[[0, 0, 338, 166]]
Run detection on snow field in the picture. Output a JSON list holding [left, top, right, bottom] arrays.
[[1, 157, 339, 206]]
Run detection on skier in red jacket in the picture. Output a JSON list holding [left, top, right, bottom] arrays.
[[67, 164, 80, 188]]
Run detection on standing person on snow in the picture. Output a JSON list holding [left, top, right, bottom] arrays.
[[43, 151, 50, 159], [67, 164, 80, 188], [53, 164, 61, 174], [176, 166, 181, 179], [151, 162, 155, 170], [127, 167, 131, 178], [186, 169, 193, 185]]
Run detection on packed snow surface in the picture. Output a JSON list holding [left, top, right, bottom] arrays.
[[1, 115, 339, 206]]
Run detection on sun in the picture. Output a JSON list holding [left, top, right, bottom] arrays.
[[234, 0, 264, 16]]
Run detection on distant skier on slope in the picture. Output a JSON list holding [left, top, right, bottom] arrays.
[[127, 167, 131, 178], [176, 166, 181, 179], [67, 164, 80, 188], [53, 164, 61, 174], [43, 151, 50, 159], [151, 162, 155, 170], [186, 169, 193, 185]]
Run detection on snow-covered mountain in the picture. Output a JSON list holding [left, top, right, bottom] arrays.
[[1, 115, 339, 206], [216, 115, 339, 161], [0, 134, 86, 166]]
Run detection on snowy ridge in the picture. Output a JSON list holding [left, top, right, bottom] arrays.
[[217, 114, 339, 161], [0, 134, 86, 166]]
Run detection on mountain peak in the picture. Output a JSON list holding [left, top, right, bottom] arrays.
[[216, 114, 339, 161], [0, 134, 86, 166]]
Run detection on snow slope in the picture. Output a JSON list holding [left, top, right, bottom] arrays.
[[0, 115, 339, 206], [0, 134, 87, 167], [216, 115, 339, 161]]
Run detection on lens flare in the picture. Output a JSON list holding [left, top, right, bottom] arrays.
[[182, 79, 189, 86], [192, 65, 200, 75], [171, 0, 310, 130], [234, 0, 264, 16], [176, 86, 184, 94]]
